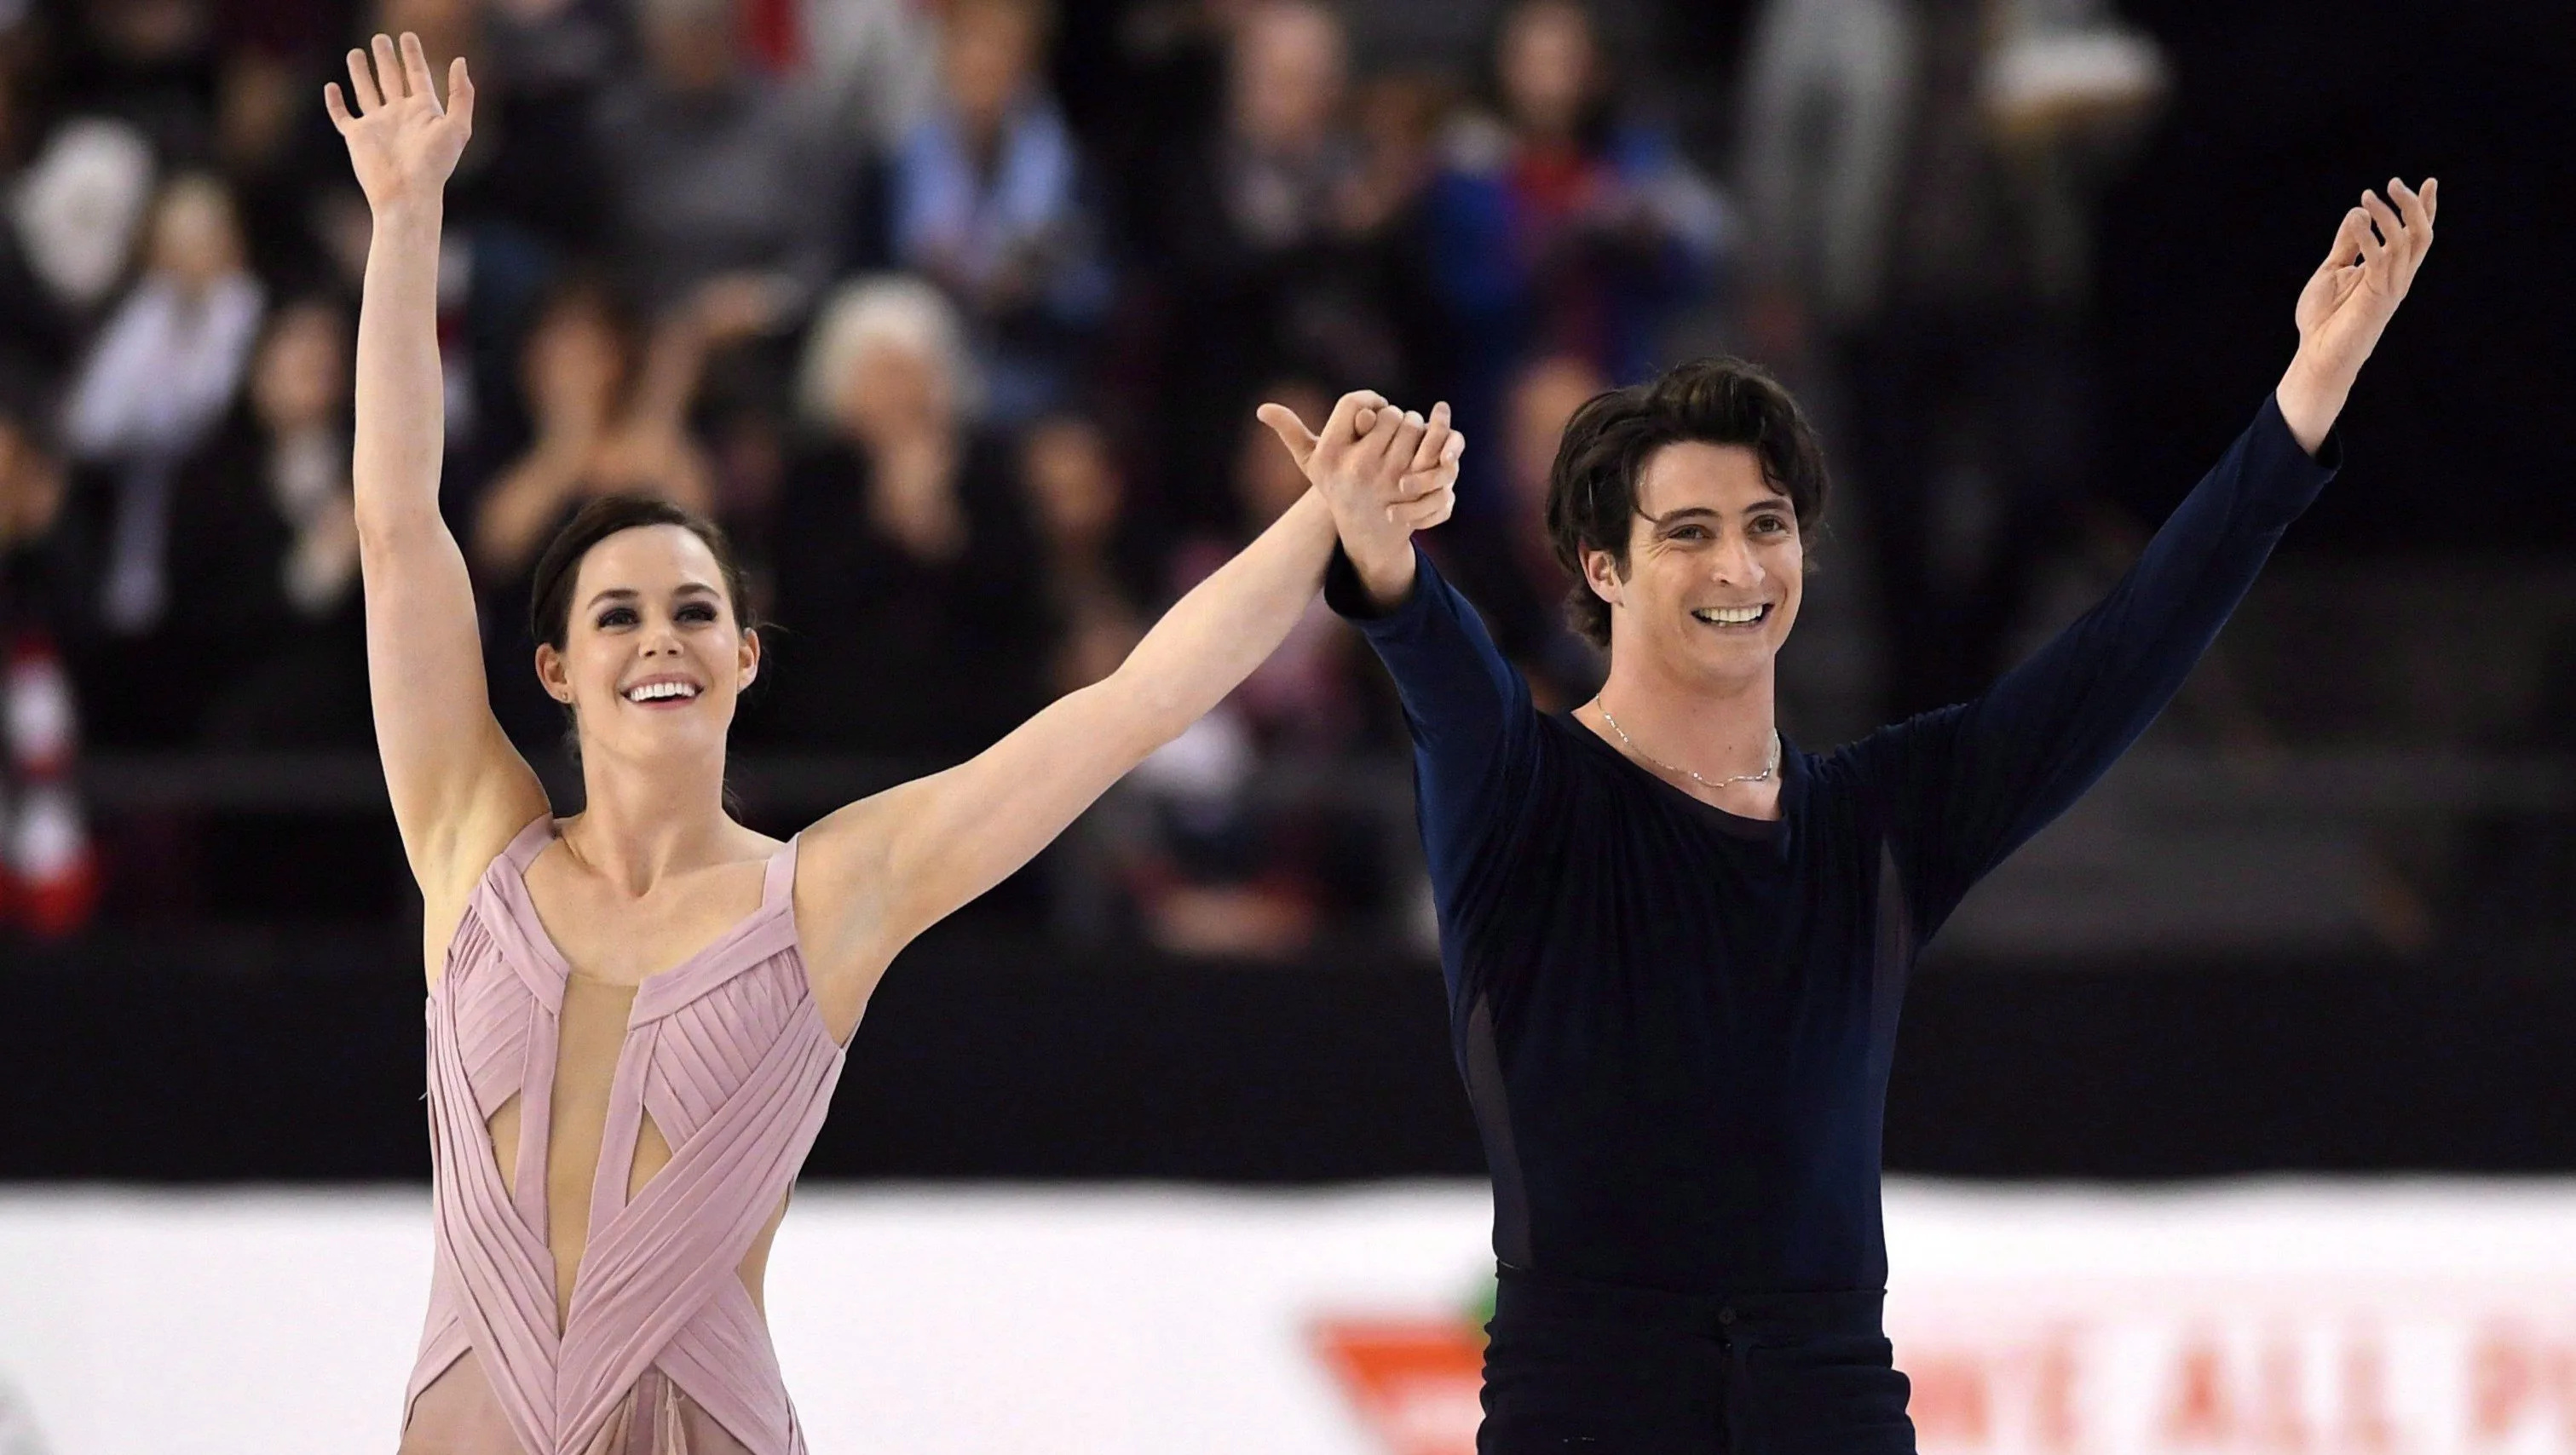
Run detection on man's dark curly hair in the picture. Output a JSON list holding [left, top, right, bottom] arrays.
[[1543, 356, 1829, 648]]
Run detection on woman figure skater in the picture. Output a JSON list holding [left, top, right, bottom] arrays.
[[329, 35, 1461, 1455]]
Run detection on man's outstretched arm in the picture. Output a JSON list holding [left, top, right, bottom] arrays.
[[1876, 178, 2439, 932]]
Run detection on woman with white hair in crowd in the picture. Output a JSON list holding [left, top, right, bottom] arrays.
[[753, 273, 1049, 756]]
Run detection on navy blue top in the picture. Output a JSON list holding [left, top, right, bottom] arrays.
[[1330, 399, 2337, 1296]]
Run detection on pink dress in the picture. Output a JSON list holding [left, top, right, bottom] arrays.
[[401, 818, 847, 1455]]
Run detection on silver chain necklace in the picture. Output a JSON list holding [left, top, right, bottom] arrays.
[[1591, 698, 1781, 791]]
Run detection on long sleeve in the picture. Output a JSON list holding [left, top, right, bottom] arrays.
[[1860, 394, 2339, 936], [1327, 544, 1543, 940]]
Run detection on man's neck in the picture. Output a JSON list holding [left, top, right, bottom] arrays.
[[1581, 656, 1783, 815]]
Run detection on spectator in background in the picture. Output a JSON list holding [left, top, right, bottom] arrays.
[[1115, 376, 1380, 958], [159, 296, 404, 919], [1143, 0, 1433, 535], [592, 0, 840, 319], [1425, 0, 1727, 511], [470, 273, 727, 751], [891, 0, 1110, 423], [0, 35, 94, 380], [6, 114, 156, 363], [0, 386, 96, 938], [160, 297, 366, 748], [756, 275, 1049, 757], [61, 171, 263, 745], [1737, 0, 2160, 717], [1022, 412, 1144, 695], [53, 0, 218, 167], [792, 0, 943, 158], [464, 0, 621, 253], [1436, 351, 1605, 709]]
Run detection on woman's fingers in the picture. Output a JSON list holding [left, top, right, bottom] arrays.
[[1254, 402, 1321, 467], [447, 56, 475, 130], [400, 32, 437, 107], [1319, 390, 1388, 451], [1355, 395, 1405, 464], [344, 48, 383, 113], [372, 34, 405, 101]]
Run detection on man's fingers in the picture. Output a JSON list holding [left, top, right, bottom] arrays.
[[2320, 207, 2368, 273], [2360, 190, 2401, 266], [1254, 402, 1320, 466], [345, 48, 383, 113], [372, 34, 404, 101], [1392, 482, 1456, 531], [2391, 176, 2434, 256], [1387, 409, 1430, 474], [400, 32, 437, 106], [1397, 429, 1467, 500], [2422, 175, 2437, 225], [322, 81, 354, 132], [1406, 400, 1452, 474]]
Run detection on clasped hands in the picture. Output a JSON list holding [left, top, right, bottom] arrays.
[[1259, 392, 1463, 608]]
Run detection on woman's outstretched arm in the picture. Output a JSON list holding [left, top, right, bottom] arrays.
[[331, 33, 546, 968], [797, 394, 1461, 1014]]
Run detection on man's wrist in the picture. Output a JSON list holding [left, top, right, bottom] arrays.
[[1347, 538, 1418, 609], [2274, 351, 2352, 457]]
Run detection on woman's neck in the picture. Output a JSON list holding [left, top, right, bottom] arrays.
[[562, 752, 739, 895]]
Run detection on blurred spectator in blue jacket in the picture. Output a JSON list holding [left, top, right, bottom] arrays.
[[892, 0, 1110, 424], [1425, 0, 1728, 515]]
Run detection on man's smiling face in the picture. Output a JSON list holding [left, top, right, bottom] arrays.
[[1585, 440, 1803, 688]]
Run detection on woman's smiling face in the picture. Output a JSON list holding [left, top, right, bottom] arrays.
[[538, 524, 758, 764]]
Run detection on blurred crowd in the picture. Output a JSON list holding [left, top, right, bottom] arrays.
[[0, 0, 2158, 950]]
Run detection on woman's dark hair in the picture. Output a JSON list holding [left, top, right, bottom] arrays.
[[528, 494, 758, 653], [1543, 356, 1829, 648]]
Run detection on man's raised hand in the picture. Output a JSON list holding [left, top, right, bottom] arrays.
[[1258, 392, 1465, 608], [2276, 176, 2436, 452], [325, 32, 475, 214]]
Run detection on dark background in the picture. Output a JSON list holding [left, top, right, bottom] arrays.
[[5, 0, 2573, 1186]]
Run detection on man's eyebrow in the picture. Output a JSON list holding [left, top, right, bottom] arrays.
[[1638, 506, 1722, 526]]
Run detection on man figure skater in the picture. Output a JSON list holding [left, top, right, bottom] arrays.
[[1259, 178, 2436, 1452]]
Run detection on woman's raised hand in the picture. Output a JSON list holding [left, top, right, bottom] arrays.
[[325, 32, 475, 213]]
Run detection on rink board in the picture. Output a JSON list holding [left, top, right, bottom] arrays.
[[4, 1180, 2576, 1454]]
